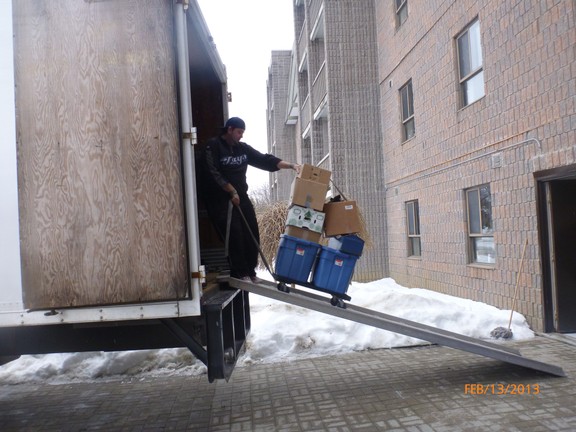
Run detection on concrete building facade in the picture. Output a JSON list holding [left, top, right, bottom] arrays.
[[267, 51, 298, 202], [270, 0, 389, 282], [268, 0, 575, 333]]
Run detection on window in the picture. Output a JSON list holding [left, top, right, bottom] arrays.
[[466, 185, 495, 264], [395, 0, 408, 27], [406, 200, 421, 256], [457, 20, 485, 106], [400, 80, 415, 142]]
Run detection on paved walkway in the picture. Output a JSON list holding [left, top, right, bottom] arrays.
[[1, 335, 575, 431]]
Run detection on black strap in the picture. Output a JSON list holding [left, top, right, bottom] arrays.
[[236, 205, 275, 277], [224, 200, 233, 257], [329, 178, 348, 201]]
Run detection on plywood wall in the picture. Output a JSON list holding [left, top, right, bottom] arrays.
[[13, 0, 188, 309]]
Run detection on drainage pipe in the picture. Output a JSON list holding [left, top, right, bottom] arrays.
[[174, 1, 202, 303]]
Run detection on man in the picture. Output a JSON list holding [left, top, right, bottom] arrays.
[[199, 117, 300, 282]]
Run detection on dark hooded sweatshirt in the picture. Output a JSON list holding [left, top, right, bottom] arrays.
[[198, 135, 282, 278], [202, 136, 281, 198]]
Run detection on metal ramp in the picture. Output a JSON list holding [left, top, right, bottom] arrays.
[[227, 277, 566, 377]]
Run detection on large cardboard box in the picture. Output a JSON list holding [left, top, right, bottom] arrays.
[[284, 225, 322, 243], [289, 177, 328, 211], [323, 200, 362, 237], [298, 164, 331, 185], [286, 205, 325, 233]]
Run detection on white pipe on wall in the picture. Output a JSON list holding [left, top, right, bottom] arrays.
[[175, 1, 202, 302]]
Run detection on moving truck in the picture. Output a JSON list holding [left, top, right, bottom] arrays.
[[0, 0, 248, 382]]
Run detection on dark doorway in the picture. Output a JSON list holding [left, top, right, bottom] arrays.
[[538, 174, 576, 332]]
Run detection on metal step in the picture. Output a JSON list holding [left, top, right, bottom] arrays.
[[227, 277, 566, 377]]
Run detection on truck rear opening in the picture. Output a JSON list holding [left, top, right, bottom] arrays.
[[1, 0, 248, 382]]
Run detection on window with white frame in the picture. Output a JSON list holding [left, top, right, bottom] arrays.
[[466, 184, 495, 264], [457, 19, 485, 106], [395, 0, 408, 27], [400, 80, 415, 142], [406, 200, 421, 256]]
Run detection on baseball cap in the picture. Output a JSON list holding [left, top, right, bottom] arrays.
[[224, 117, 246, 130]]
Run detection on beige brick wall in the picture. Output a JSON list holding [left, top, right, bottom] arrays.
[[270, 0, 573, 331], [377, 0, 575, 331], [323, 0, 387, 281]]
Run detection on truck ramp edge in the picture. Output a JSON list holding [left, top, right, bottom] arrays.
[[227, 278, 566, 377]]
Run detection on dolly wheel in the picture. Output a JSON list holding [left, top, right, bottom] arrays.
[[277, 282, 290, 293], [330, 296, 346, 309]]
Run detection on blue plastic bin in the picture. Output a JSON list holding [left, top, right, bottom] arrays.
[[312, 246, 358, 295], [327, 234, 365, 257], [275, 234, 321, 283]]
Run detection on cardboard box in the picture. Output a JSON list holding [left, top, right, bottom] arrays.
[[285, 225, 322, 243], [286, 205, 325, 233], [298, 164, 331, 185], [323, 200, 362, 236], [289, 177, 328, 211]]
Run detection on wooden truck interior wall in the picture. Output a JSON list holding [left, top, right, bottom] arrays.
[[13, 1, 188, 309]]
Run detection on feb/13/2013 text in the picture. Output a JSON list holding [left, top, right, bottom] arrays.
[[464, 383, 540, 395]]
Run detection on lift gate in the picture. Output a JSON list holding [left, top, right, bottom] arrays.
[[227, 278, 566, 377]]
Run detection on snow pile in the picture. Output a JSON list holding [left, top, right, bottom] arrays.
[[0, 278, 533, 384]]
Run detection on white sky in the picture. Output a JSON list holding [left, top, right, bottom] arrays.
[[196, 0, 295, 187], [0, 275, 533, 383], [0, 0, 23, 302]]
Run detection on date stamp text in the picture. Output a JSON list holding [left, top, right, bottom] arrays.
[[464, 383, 540, 395]]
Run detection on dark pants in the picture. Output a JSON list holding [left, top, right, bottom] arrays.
[[205, 195, 260, 279]]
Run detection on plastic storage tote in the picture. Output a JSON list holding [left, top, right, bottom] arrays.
[[312, 246, 358, 295], [275, 234, 321, 284], [327, 234, 365, 257]]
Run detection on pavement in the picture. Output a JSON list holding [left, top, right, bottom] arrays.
[[1, 335, 575, 431]]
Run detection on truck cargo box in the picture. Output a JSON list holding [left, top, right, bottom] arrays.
[[13, 0, 187, 309]]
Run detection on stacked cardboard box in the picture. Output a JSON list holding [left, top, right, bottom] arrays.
[[275, 164, 364, 295], [285, 164, 331, 243], [315, 193, 363, 295], [322, 198, 362, 237], [274, 165, 330, 283]]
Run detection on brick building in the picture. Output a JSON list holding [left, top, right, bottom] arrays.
[[268, 0, 575, 333]]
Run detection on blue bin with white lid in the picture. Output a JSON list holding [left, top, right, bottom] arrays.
[[327, 234, 365, 257], [275, 234, 321, 284], [312, 246, 358, 295]]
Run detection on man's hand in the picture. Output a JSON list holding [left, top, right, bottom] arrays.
[[230, 190, 240, 206], [277, 160, 301, 174]]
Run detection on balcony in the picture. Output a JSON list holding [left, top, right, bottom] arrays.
[[308, 0, 323, 32], [312, 62, 327, 118], [301, 95, 310, 136]]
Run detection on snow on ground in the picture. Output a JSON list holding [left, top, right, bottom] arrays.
[[0, 277, 533, 384]]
